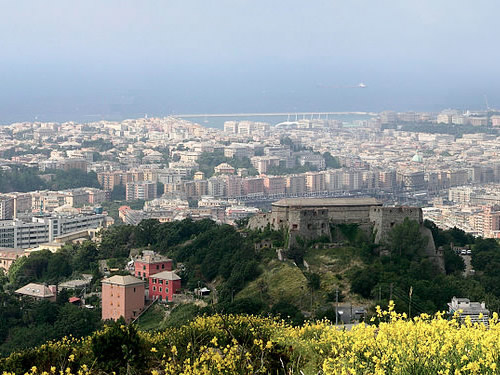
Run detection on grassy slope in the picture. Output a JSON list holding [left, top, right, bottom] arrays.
[[135, 303, 167, 331], [236, 245, 369, 312]]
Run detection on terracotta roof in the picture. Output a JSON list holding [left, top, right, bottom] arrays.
[[153, 271, 181, 281], [101, 275, 144, 286], [15, 283, 55, 299]]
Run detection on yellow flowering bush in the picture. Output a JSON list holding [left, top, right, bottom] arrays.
[[3, 303, 500, 374]]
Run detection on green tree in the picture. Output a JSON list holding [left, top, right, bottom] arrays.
[[91, 319, 148, 374], [387, 218, 428, 260]]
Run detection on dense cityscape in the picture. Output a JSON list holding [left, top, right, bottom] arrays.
[[1, 109, 500, 250], [3, 0, 500, 373]]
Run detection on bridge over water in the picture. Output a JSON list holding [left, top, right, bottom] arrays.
[[175, 111, 377, 118]]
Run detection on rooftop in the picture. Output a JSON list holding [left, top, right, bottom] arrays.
[[101, 275, 145, 286], [15, 283, 55, 298], [272, 197, 382, 208], [134, 251, 172, 264], [153, 271, 181, 281]]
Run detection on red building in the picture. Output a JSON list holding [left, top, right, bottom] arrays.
[[134, 251, 173, 281], [149, 271, 181, 302]]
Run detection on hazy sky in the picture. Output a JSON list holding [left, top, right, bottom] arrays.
[[1, 0, 499, 121]]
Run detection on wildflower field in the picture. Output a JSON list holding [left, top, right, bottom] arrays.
[[2, 303, 500, 375]]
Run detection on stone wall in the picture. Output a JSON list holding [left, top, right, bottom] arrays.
[[248, 202, 443, 273], [369, 206, 423, 243]]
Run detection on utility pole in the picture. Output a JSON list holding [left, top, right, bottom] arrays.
[[335, 289, 339, 326], [409, 286, 413, 318]]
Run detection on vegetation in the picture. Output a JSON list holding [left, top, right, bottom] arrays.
[[4, 309, 500, 374], [3, 216, 500, 361], [0, 167, 100, 193], [0, 280, 101, 357], [98, 219, 261, 301], [197, 150, 258, 177], [395, 121, 497, 136], [266, 163, 317, 176]]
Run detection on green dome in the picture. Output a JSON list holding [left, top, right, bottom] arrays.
[[412, 152, 423, 163]]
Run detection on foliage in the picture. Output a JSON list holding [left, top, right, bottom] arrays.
[[397, 121, 496, 136], [266, 163, 317, 176], [91, 319, 147, 373], [0, 295, 101, 356], [81, 139, 114, 152], [0, 167, 46, 193], [0, 167, 100, 193], [322, 151, 340, 168], [270, 301, 305, 326], [43, 169, 100, 190], [197, 150, 257, 178], [110, 184, 126, 200], [5, 310, 500, 374], [387, 218, 428, 259]]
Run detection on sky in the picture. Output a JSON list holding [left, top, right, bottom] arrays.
[[0, 0, 499, 122]]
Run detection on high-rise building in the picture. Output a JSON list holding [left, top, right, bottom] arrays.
[[0, 195, 14, 220], [126, 181, 157, 201], [305, 172, 325, 192]]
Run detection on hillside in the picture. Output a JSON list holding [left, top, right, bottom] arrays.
[[236, 245, 369, 313], [3, 217, 500, 358], [3, 311, 500, 374]]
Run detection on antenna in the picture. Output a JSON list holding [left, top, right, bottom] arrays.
[[484, 95, 490, 111]]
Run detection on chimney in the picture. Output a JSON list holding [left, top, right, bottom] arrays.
[[48, 285, 58, 296]]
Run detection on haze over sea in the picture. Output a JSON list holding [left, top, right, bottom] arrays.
[[2, 1, 500, 126], [0, 63, 498, 127]]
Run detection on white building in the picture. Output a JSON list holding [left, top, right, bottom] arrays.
[[0, 213, 107, 248]]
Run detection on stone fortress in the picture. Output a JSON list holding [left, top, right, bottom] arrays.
[[248, 197, 444, 271]]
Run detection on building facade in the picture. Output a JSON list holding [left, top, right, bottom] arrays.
[[148, 271, 181, 302], [101, 275, 145, 322], [134, 251, 173, 281]]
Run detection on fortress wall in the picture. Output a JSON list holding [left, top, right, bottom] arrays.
[[289, 208, 330, 240], [248, 213, 273, 231], [369, 206, 423, 243]]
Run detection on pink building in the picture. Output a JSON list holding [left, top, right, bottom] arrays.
[[0, 248, 27, 272], [149, 271, 181, 302], [263, 176, 286, 195], [101, 275, 145, 322], [242, 177, 264, 195], [134, 251, 173, 281]]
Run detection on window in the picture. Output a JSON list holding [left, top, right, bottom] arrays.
[[133, 287, 136, 293], [156, 265, 159, 270], [137, 271, 141, 276], [159, 287, 162, 292], [153, 286, 156, 291], [159, 280, 163, 285], [143, 265, 146, 270], [162, 264, 165, 269]]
